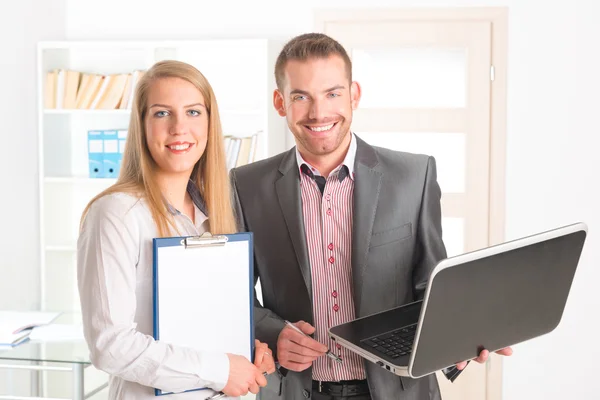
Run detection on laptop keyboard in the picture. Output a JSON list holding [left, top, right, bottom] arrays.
[[360, 324, 417, 359]]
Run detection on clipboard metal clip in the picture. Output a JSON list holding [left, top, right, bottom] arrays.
[[181, 232, 229, 248]]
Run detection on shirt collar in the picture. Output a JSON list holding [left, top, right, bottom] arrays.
[[295, 132, 356, 180], [166, 180, 208, 218]]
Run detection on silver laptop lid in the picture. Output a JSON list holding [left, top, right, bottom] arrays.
[[408, 222, 587, 378]]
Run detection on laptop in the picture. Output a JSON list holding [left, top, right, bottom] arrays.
[[329, 222, 587, 378]]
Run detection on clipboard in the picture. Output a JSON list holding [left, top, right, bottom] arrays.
[[152, 232, 254, 396]]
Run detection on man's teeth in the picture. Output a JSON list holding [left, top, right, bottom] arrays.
[[309, 123, 335, 132], [168, 144, 190, 150]]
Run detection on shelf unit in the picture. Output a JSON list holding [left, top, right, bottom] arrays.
[[37, 39, 284, 314]]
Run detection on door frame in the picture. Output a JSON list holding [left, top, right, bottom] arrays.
[[315, 7, 508, 400]]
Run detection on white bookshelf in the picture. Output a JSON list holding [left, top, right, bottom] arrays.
[[38, 39, 284, 313], [36, 40, 284, 398]]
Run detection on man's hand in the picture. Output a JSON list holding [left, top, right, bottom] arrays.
[[221, 353, 268, 397], [456, 347, 514, 370], [277, 320, 327, 372], [253, 339, 276, 375]]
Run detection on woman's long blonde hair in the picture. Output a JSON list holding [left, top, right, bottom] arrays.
[[80, 60, 237, 236]]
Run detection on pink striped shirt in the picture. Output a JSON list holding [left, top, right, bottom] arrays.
[[296, 134, 366, 382]]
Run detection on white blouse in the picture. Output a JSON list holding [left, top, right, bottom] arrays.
[[77, 191, 232, 399]]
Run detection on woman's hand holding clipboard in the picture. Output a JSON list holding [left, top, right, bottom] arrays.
[[205, 340, 276, 399]]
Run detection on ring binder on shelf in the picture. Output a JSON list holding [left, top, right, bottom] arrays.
[[152, 232, 254, 396]]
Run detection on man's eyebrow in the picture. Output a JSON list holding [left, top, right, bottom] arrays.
[[289, 85, 346, 96], [289, 89, 310, 96], [324, 85, 345, 92]]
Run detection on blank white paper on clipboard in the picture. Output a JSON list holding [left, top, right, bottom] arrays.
[[153, 232, 254, 396]]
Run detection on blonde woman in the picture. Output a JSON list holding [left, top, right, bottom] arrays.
[[77, 60, 274, 399]]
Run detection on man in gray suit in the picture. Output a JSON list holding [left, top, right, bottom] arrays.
[[231, 33, 511, 400]]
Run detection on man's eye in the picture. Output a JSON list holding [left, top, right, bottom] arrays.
[[328, 93, 340, 98], [293, 95, 307, 101]]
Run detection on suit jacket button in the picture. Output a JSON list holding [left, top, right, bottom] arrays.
[[303, 389, 311, 398]]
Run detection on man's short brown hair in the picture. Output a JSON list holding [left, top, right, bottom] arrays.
[[274, 33, 352, 90]]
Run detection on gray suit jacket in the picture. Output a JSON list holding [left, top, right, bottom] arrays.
[[230, 136, 445, 400]]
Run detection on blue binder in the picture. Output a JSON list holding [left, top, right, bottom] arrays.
[[102, 130, 120, 179], [87, 130, 104, 178], [117, 129, 128, 173], [152, 232, 255, 397]]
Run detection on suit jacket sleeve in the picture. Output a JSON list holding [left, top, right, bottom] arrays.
[[412, 156, 447, 300], [412, 156, 467, 382], [230, 169, 286, 360]]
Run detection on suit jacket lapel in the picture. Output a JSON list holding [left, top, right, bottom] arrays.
[[352, 136, 382, 311], [275, 149, 313, 302]]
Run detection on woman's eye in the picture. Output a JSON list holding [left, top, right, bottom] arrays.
[[154, 110, 169, 117], [188, 109, 201, 116]]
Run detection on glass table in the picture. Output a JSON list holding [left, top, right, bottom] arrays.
[[0, 314, 107, 400]]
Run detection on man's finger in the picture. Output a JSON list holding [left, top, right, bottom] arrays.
[[476, 349, 489, 363], [278, 339, 325, 357], [295, 321, 316, 335], [456, 361, 468, 370], [283, 338, 326, 357], [283, 330, 327, 353], [495, 347, 513, 356], [295, 336, 328, 353], [279, 349, 319, 364]]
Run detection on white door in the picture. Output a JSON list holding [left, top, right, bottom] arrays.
[[319, 15, 495, 400]]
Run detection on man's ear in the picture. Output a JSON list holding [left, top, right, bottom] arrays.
[[350, 81, 362, 110], [273, 89, 286, 117]]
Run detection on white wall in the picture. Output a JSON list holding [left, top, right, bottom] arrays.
[[0, 1, 65, 395], [62, 0, 598, 399], [502, 2, 599, 400], [0, 1, 65, 311]]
